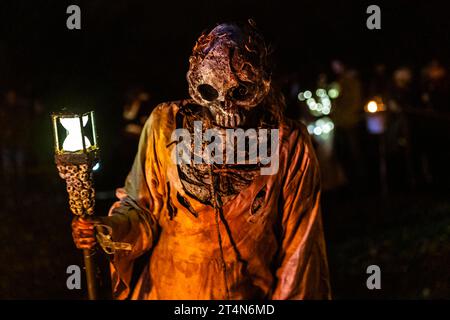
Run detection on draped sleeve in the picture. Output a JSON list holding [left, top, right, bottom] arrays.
[[271, 124, 332, 299], [107, 106, 166, 300]]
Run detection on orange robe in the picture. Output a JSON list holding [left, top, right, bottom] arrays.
[[108, 101, 331, 299]]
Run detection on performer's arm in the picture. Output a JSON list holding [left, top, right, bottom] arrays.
[[106, 111, 165, 299], [107, 113, 163, 259]]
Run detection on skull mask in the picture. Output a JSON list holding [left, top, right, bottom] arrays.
[[187, 22, 271, 128]]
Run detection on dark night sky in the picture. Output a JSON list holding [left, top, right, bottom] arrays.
[[1, 0, 449, 101]]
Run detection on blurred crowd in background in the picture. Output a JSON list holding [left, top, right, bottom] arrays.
[[282, 58, 450, 196], [1, 58, 449, 199]]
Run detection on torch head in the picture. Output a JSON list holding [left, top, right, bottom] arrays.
[[51, 111, 100, 216]]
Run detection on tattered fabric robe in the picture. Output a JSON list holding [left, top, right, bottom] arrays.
[[108, 101, 332, 299]]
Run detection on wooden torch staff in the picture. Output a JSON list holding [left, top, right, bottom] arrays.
[[56, 157, 99, 300], [83, 248, 98, 300]]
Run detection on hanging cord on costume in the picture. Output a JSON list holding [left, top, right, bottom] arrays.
[[208, 163, 231, 300]]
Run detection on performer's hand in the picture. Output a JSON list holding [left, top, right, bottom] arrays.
[[71, 216, 107, 249]]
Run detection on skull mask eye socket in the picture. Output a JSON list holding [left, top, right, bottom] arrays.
[[197, 84, 219, 101], [228, 83, 253, 101]]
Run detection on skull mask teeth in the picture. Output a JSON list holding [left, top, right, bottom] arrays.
[[187, 22, 271, 128]]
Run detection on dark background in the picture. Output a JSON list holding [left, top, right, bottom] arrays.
[[0, 0, 449, 299]]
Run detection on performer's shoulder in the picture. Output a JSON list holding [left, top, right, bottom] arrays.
[[280, 117, 312, 148], [143, 99, 189, 131], [149, 100, 185, 121], [279, 116, 319, 171]]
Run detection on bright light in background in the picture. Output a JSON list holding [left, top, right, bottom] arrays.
[[316, 88, 326, 97], [308, 117, 335, 137], [365, 97, 386, 134], [92, 163, 100, 171], [328, 88, 339, 99], [60, 115, 91, 152], [328, 82, 340, 99], [307, 98, 317, 110], [316, 118, 325, 127], [313, 127, 322, 136], [322, 121, 334, 134], [367, 100, 378, 113], [299, 87, 335, 116], [304, 90, 312, 99]]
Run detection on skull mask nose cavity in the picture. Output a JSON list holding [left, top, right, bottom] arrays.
[[197, 84, 219, 101], [221, 99, 234, 110]]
